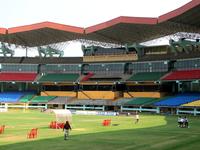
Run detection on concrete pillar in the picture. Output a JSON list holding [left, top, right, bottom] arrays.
[[194, 108, 197, 116], [156, 107, 160, 114], [176, 108, 179, 115]]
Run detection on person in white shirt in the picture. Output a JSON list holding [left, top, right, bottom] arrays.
[[135, 112, 139, 124]]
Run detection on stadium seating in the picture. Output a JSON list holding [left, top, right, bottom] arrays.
[[41, 64, 81, 74], [174, 58, 200, 70], [1, 64, 38, 72], [47, 96, 73, 104], [182, 100, 200, 107], [128, 61, 168, 73], [0, 92, 33, 103], [162, 69, 200, 81], [38, 73, 79, 82], [0, 72, 37, 81], [127, 72, 166, 81], [154, 93, 200, 106], [30, 96, 56, 103], [112, 98, 132, 106], [124, 98, 159, 106], [19, 95, 35, 103]]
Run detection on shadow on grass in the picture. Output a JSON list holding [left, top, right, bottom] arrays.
[[1, 115, 200, 150]]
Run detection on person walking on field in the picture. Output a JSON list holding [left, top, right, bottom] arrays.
[[63, 121, 72, 140], [135, 112, 139, 124]]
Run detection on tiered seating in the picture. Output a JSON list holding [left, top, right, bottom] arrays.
[[1, 64, 38, 72], [124, 98, 159, 106], [92, 100, 113, 106], [174, 58, 200, 70], [42, 64, 81, 73], [47, 96, 73, 104], [112, 98, 132, 106], [154, 94, 200, 106], [0, 72, 37, 81], [22, 57, 83, 64], [19, 95, 35, 103], [127, 72, 166, 82], [182, 100, 200, 107], [38, 73, 79, 82], [84, 63, 124, 75], [68, 100, 93, 105], [0, 92, 32, 103], [162, 69, 200, 81], [30, 96, 56, 103], [128, 61, 168, 73]]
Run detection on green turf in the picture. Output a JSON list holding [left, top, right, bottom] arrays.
[[0, 110, 200, 150]]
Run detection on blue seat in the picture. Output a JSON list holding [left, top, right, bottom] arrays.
[[154, 93, 200, 106]]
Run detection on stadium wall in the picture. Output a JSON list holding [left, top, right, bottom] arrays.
[[77, 91, 120, 99], [41, 91, 77, 97]]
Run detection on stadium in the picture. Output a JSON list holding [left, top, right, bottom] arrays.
[[1, 0, 200, 150]]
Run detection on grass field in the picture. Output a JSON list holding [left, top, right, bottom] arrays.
[[0, 110, 200, 150]]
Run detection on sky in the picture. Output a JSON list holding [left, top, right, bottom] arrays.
[[0, 0, 191, 57]]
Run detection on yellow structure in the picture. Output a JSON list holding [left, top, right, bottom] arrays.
[[124, 92, 166, 98], [41, 91, 77, 97], [78, 91, 120, 99]]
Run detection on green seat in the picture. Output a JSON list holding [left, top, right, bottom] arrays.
[[31, 96, 56, 103], [125, 98, 158, 105], [19, 95, 35, 103]]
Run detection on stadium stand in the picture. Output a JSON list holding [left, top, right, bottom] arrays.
[[154, 93, 200, 107], [41, 64, 81, 74], [22, 57, 83, 64], [0, 92, 33, 103], [112, 98, 132, 106], [47, 96, 73, 104], [30, 96, 56, 103], [162, 69, 200, 81], [0, 72, 37, 81], [19, 95, 35, 103], [182, 100, 200, 107], [124, 98, 159, 106], [38, 73, 79, 82], [174, 58, 200, 70], [127, 72, 166, 82]]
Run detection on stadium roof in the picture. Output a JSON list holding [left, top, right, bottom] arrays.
[[0, 0, 200, 46]]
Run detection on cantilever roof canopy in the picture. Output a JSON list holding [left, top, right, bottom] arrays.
[[0, 28, 7, 42], [0, 0, 200, 47], [85, 0, 200, 44], [5, 22, 84, 47]]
